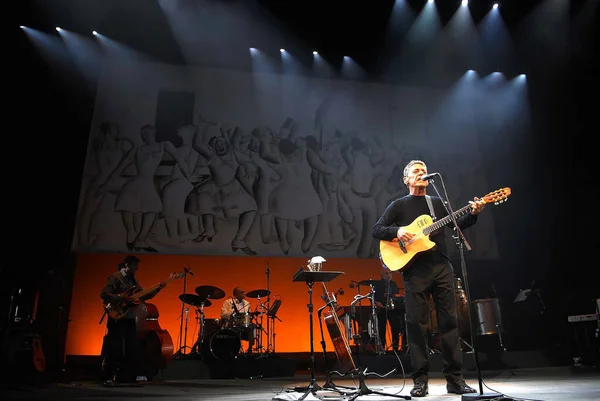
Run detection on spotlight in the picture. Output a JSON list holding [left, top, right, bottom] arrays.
[[428, 0, 433, 3], [92, 30, 97, 36], [461, 0, 468, 6], [493, 3, 499, 9], [55, 27, 61, 31], [280, 48, 285, 53], [313, 51, 318, 55], [20, 25, 25, 29]]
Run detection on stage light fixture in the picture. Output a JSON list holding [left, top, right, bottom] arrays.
[[462, 0, 468, 6], [493, 3, 499, 9], [280, 48, 285, 53], [92, 30, 98, 36], [56, 27, 61, 31], [313, 51, 318, 55]]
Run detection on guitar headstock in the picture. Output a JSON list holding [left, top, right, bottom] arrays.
[[169, 271, 185, 281], [482, 187, 511, 205]]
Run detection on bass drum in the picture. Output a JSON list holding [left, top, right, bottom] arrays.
[[209, 329, 241, 359]]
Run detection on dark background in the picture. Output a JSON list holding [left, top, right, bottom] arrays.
[[5, 0, 598, 377]]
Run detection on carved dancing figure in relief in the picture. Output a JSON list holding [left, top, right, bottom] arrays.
[[105, 124, 191, 251], [316, 132, 357, 251], [337, 134, 385, 258], [249, 125, 283, 245], [187, 119, 258, 255], [266, 136, 333, 255], [160, 124, 202, 244], [77, 122, 133, 249]]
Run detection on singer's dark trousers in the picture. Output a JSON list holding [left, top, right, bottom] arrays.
[[402, 261, 464, 384]]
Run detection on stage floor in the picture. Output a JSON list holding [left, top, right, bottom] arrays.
[[2, 366, 599, 401]]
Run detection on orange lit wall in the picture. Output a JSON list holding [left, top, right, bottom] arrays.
[[66, 252, 405, 356]]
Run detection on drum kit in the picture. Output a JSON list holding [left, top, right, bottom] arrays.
[[175, 285, 273, 360]]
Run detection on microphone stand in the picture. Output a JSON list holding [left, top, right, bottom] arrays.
[[174, 267, 189, 359], [427, 175, 502, 400], [265, 261, 272, 355]]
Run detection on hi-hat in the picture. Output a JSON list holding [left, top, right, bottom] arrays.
[[357, 279, 379, 286], [179, 293, 212, 307], [246, 289, 270, 298], [195, 285, 226, 300]]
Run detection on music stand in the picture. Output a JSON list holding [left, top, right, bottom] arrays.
[[292, 268, 344, 400]]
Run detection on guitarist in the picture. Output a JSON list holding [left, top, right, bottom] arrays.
[[100, 255, 166, 386], [371, 160, 485, 397]]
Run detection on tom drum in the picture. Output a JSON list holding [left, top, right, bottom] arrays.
[[472, 298, 503, 336]]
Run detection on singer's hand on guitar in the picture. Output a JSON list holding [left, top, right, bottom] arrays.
[[396, 228, 413, 242]]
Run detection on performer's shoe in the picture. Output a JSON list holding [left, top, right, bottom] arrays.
[[410, 380, 429, 397], [447, 380, 477, 394]]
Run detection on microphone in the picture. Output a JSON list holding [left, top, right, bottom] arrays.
[[231, 298, 238, 315], [184, 266, 194, 276], [420, 172, 439, 181]]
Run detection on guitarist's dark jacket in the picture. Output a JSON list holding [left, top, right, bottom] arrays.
[[101, 271, 160, 318]]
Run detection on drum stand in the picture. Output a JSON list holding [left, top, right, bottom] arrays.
[[174, 306, 192, 359], [190, 302, 208, 356]]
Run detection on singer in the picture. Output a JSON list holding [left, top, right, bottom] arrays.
[[371, 160, 485, 397]]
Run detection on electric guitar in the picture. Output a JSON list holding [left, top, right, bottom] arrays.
[[379, 187, 511, 272], [103, 271, 184, 320]]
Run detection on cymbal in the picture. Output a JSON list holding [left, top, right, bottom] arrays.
[[195, 285, 225, 300], [357, 279, 380, 286], [246, 289, 270, 298], [179, 293, 212, 307]]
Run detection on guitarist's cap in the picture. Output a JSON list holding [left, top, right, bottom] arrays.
[[119, 255, 140, 270]]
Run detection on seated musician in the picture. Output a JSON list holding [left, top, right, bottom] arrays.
[[220, 287, 255, 354], [373, 266, 406, 352]]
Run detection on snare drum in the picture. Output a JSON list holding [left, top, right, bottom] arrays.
[[233, 313, 252, 328]]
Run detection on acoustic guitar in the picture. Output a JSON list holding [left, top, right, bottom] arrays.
[[307, 260, 356, 374], [103, 271, 184, 320], [379, 187, 511, 272]]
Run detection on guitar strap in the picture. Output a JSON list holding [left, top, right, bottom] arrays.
[[425, 195, 437, 221]]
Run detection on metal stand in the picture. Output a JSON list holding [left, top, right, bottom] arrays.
[[291, 268, 344, 400], [343, 288, 411, 400], [427, 176, 503, 400], [266, 299, 282, 354], [317, 302, 358, 395], [174, 269, 190, 358]]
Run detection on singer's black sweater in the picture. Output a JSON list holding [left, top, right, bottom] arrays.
[[372, 194, 478, 265]]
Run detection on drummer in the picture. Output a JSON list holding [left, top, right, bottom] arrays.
[[220, 287, 255, 353]]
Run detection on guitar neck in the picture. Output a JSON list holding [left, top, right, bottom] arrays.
[[130, 278, 170, 301], [422, 204, 472, 235]]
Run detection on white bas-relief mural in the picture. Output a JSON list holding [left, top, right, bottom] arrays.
[[72, 59, 501, 259]]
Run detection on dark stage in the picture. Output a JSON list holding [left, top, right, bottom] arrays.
[[2, 365, 599, 401], [4, 347, 599, 401]]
